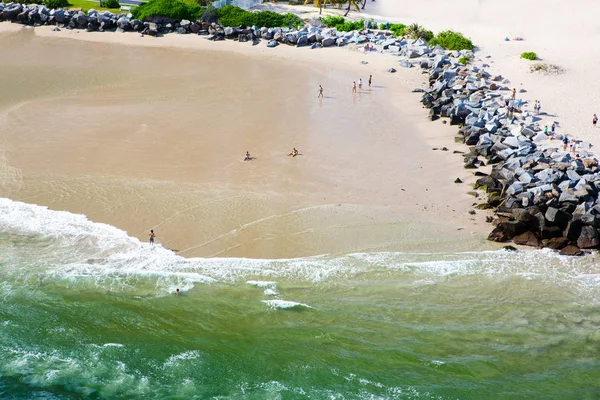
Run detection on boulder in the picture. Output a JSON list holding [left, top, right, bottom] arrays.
[[296, 34, 308, 47], [267, 39, 278, 48], [322, 37, 336, 47], [513, 231, 541, 247], [488, 220, 527, 242], [559, 245, 584, 256], [543, 237, 570, 250], [577, 226, 599, 248], [388, 68, 396, 73], [544, 207, 571, 229]]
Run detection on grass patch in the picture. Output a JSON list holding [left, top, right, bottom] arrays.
[[44, 0, 69, 8], [132, 0, 203, 21], [459, 55, 470, 65], [429, 30, 474, 50], [217, 5, 302, 28], [520, 51, 537, 60], [66, 0, 123, 12]]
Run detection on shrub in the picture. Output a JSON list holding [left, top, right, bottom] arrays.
[[217, 5, 302, 28], [132, 0, 203, 21], [100, 0, 120, 9], [319, 15, 363, 32], [459, 55, 470, 65], [429, 30, 473, 50], [521, 51, 537, 60], [44, 0, 69, 8], [320, 15, 345, 27], [389, 23, 406, 37]]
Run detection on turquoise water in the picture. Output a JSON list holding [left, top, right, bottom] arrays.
[[1, 198, 600, 399]]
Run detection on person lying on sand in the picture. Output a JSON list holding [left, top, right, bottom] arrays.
[[244, 151, 253, 161], [288, 148, 299, 157]]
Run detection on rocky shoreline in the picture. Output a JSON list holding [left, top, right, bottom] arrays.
[[2, 2, 596, 255]]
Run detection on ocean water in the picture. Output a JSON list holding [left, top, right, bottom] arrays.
[[1, 198, 599, 399]]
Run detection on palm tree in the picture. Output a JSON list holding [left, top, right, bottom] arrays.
[[343, 0, 361, 17], [304, 0, 324, 15]]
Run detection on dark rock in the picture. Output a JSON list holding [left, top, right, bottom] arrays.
[[543, 237, 570, 250], [454, 178, 463, 183], [513, 231, 541, 247], [559, 245, 584, 256], [577, 226, 599, 248], [544, 207, 571, 229], [488, 220, 527, 242], [388, 68, 396, 73]]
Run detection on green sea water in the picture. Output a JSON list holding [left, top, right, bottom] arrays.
[[1, 199, 600, 399]]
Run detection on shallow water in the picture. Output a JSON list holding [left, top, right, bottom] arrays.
[[1, 198, 599, 399]]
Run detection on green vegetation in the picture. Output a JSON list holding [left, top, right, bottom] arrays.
[[321, 15, 345, 27], [44, 0, 69, 8], [429, 30, 474, 51], [459, 55, 470, 65], [320, 15, 363, 32], [132, 0, 204, 21], [389, 23, 406, 37], [405, 23, 433, 41], [99, 0, 119, 8], [216, 5, 302, 28], [520, 51, 537, 60]]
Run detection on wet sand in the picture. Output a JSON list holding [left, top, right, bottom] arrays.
[[0, 25, 495, 258]]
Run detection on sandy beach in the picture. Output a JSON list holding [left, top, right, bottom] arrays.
[[3, 0, 597, 258], [0, 22, 496, 258]]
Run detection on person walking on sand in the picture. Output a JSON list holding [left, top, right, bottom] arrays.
[[149, 230, 156, 246], [288, 148, 299, 157], [359, 78, 363, 90], [352, 81, 357, 93], [244, 151, 252, 161], [318, 85, 323, 99], [368, 75, 372, 87], [593, 113, 598, 127]]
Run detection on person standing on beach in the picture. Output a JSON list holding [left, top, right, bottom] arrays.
[[551, 122, 556, 139], [149, 230, 156, 246], [368, 75, 372, 87], [352, 81, 357, 93], [359, 78, 363, 90], [512, 88, 516, 100], [563, 137, 569, 151], [318, 85, 323, 99], [593, 113, 598, 127]]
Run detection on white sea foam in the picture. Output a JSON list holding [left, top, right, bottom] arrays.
[[246, 280, 278, 288], [1, 198, 600, 301], [163, 350, 202, 367], [261, 300, 312, 310]]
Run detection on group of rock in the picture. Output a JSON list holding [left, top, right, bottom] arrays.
[[409, 42, 599, 255]]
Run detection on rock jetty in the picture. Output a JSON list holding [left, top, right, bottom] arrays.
[[1, 2, 595, 255]]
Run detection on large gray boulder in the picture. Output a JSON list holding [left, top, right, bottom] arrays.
[[116, 17, 131, 31], [322, 37, 336, 47], [267, 39, 278, 48]]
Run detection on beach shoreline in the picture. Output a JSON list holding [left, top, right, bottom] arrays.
[[0, 16, 500, 258]]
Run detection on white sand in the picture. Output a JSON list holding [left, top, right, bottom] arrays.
[[256, 0, 600, 148]]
